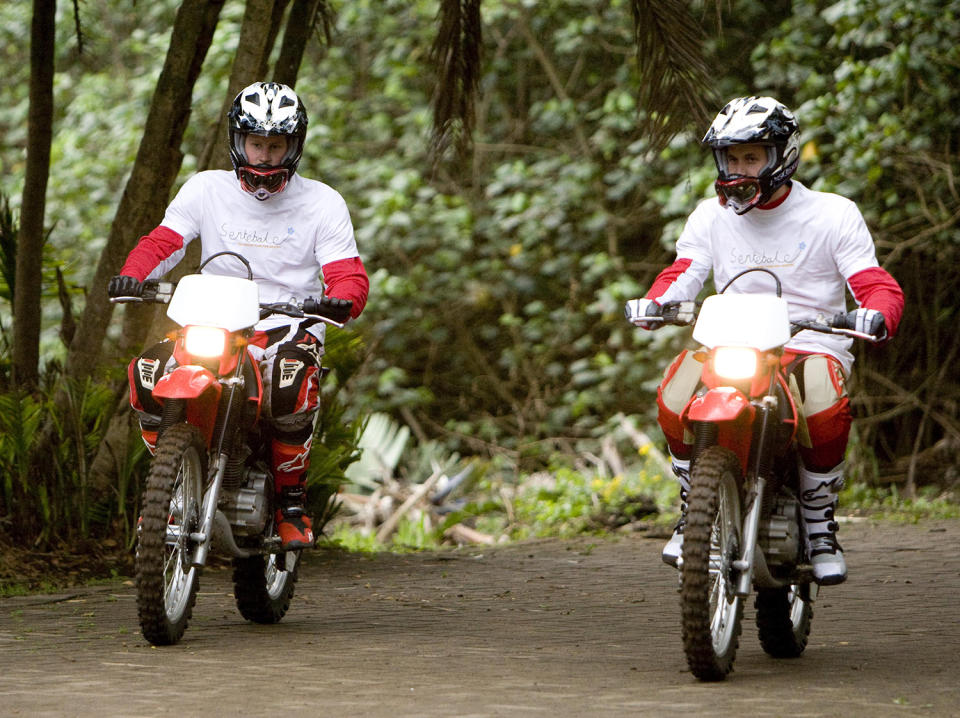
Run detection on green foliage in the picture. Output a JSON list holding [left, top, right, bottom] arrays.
[[306, 326, 369, 530], [109, 421, 150, 550], [326, 522, 385, 554], [0, 392, 44, 521], [0, 375, 123, 545], [501, 465, 666, 539], [754, 0, 960, 237], [841, 482, 960, 522]]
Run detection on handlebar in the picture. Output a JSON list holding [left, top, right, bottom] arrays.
[[789, 318, 880, 343], [635, 300, 698, 327], [108, 279, 175, 305], [110, 279, 350, 328], [643, 300, 881, 343]]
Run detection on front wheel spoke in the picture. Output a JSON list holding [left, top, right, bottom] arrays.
[[164, 563, 183, 601], [163, 528, 192, 580], [711, 604, 726, 634], [710, 586, 731, 634], [162, 544, 180, 584], [709, 573, 724, 607]]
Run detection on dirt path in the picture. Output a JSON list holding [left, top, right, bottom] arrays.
[[2, 518, 959, 717]]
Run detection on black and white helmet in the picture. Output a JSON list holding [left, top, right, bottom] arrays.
[[227, 82, 307, 199], [702, 96, 800, 214]]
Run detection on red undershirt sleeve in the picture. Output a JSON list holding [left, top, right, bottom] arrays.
[[322, 256, 370, 319], [848, 266, 905, 338], [645, 258, 693, 302], [119, 226, 185, 281]]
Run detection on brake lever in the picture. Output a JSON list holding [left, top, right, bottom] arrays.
[[259, 302, 305, 319], [831, 327, 881, 343], [792, 320, 880, 343]]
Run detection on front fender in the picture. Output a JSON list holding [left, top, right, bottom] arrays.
[[684, 387, 755, 424], [153, 366, 222, 444], [154, 366, 220, 400], [683, 387, 756, 474]]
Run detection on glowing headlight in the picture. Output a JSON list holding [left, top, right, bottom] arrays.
[[713, 346, 758, 380], [183, 325, 227, 358]]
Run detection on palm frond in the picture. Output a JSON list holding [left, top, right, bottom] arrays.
[[344, 412, 410, 491], [429, 0, 483, 165], [631, 0, 720, 150]]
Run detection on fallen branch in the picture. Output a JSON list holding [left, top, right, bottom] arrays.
[[444, 523, 496, 546], [375, 470, 444, 543]]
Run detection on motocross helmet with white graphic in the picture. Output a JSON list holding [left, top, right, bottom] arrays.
[[702, 96, 800, 215], [228, 82, 307, 200]]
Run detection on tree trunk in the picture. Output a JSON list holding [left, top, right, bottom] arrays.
[[273, 0, 331, 87], [12, 0, 56, 392], [260, 0, 292, 80]]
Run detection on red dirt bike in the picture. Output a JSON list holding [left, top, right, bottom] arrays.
[[644, 268, 878, 681], [112, 251, 348, 646]]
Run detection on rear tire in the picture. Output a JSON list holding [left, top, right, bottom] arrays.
[[136, 423, 207, 646], [680, 446, 745, 681], [233, 551, 299, 624], [756, 583, 815, 658]]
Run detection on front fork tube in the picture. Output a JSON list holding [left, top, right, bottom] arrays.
[[191, 452, 230, 568], [733, 396, 778, 597], [190, 366, 246, 569]]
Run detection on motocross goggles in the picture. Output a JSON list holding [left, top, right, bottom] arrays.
[[238, 165, 290, 201], [715, 176, 762, 215]]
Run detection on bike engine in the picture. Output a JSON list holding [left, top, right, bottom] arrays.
[[219, 469, 270, 536], [758, 494, 802, 573]]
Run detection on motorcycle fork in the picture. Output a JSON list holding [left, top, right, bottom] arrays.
[[733, 372, 781, 597], [191, 359, 248, 568]]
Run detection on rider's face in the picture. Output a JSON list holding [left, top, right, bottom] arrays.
[[244, 134, 288, 167], [723, 143, 769, 177]]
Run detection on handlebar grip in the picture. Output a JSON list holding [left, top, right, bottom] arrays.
[[303, 297, 353, 323]]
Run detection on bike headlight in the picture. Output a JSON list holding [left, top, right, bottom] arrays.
[[713, 346, 758, 380], [183, 325, 227, 358]]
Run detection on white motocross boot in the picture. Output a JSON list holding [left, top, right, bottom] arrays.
[[800, 465, 847, 585], [662, 457, 691, 568]]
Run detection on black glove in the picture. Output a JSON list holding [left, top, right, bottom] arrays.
[[305, 296, 353, 323], [108, 275, 142, 298], [834, 308, 888, 341]]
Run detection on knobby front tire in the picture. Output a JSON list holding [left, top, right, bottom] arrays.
[[136, 423, 207, 646], [680, 446, 745, 681]]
